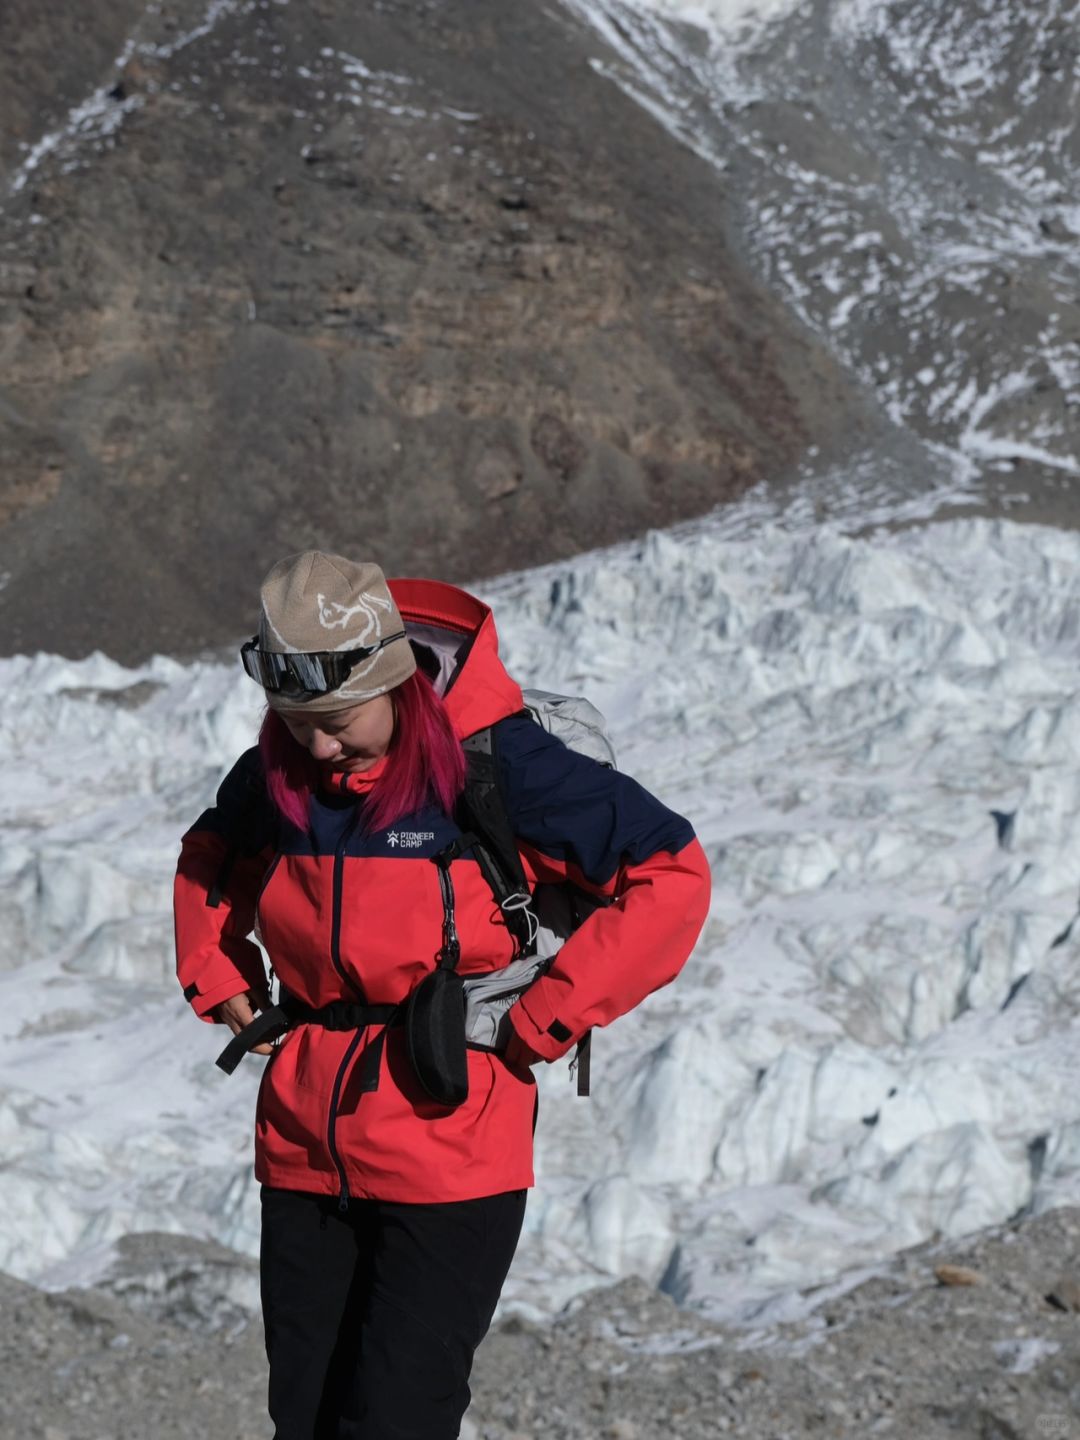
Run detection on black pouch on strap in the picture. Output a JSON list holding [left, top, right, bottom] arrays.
[[406, 842, 471, 1107], [405, 966, 469, 1107]]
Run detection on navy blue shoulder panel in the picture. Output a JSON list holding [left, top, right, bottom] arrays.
[[189, 748, 475, 862], [283, 794, 468, 861], [185, 746, 277, 855], [493, 713, 695, 888]]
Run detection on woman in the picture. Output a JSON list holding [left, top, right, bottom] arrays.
[[174, 551, 712, 1440]]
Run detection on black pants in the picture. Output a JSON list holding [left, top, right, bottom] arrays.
[[260, 1184, 527, 1440]]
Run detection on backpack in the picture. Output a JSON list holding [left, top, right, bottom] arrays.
[[208, 689, 616, 1096], [456, 690, 617, 1097]]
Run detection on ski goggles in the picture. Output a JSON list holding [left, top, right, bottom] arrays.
[[239, 632, 407, 697]]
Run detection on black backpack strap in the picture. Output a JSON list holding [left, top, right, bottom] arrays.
[[206, 749, 279, 909], [460, 720, 591, 1095], [460, 724, 537, 957]]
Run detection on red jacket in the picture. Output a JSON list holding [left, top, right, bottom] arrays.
[[174, 579, 712, 1203]]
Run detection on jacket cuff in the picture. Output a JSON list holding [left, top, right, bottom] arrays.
[[508, 986, 577, 1063], [186, 975, 256, 1022]]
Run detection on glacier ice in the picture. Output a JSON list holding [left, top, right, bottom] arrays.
[[2, 513, 1080, 1325]]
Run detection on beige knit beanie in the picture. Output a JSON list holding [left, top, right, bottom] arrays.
[[257, 551, 416, 712]]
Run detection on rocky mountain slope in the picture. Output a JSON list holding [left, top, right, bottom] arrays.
[[0, 0, 873, 661], [569, 0, 1080, 524]]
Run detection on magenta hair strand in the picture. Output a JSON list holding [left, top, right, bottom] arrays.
[[258, 669, 467, 834]]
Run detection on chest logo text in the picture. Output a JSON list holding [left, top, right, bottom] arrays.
[[386, 830, 436, 849]]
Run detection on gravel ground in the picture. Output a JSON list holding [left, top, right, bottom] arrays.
[[3, 1205, 1078, 1439]]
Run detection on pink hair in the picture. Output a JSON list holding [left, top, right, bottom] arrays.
[[258, 669, 467, 835]]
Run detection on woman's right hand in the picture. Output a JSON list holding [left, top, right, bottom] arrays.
[[215, 988, 275, 1055]]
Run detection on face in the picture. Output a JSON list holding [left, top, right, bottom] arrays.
[[280, 693, 396, 772]]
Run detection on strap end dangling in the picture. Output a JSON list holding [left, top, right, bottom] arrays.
[[569, 1031, 592, 1097], [500, 891, 540, 952]]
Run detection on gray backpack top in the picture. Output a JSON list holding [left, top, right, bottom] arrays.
[[461, 690, 616, 1094]]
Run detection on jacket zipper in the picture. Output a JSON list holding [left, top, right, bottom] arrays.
[[328, 798, 367, 1210], [327, 1027, 366, 1211]]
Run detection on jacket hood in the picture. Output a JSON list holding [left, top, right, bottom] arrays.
[[390, 576, 524, 738], [321, 578, 523, 795]]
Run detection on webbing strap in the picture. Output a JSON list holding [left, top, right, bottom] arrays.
[[357, 1026, 388, 1092], [215, 998, 402, 1075], [571, 1031, 592, 1097], [461, 727, 536, 956], [215, 1003, 292, 1074]]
